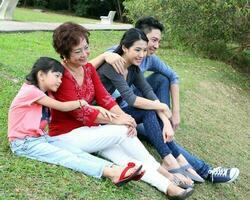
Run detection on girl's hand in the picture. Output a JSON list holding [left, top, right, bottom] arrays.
[[79, 99, 88, 107], [88, 105, 118, 121]]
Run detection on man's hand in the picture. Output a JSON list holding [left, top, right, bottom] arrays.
[[104, 52, 126, 74], [171, 110, 180, 131]]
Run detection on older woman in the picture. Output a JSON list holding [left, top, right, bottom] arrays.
[[49, 22, 194, 199]]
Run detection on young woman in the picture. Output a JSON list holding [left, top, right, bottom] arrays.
[[49, 22, 194, 199], [8, 57, 144, 187], [97, 28, 204, 184]]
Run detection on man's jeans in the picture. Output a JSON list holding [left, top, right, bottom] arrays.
[[10, 135, 112, 178], [135, 72, 211, 178]]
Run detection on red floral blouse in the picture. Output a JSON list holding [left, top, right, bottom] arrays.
[[49, 63, 117, 136]]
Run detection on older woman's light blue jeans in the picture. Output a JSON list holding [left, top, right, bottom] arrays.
[[10, 134, 112, 178]]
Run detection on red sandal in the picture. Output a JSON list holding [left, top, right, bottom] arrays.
[[133, 170, 145, 181], [125, 162, 145, 181], [115, 162, 143, 187]]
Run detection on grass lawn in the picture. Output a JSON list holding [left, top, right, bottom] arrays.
[[1, 9, 250, 200], [1, 30, 249, 200]]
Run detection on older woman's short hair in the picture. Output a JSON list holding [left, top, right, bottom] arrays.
[[53, 22, 90, 59]]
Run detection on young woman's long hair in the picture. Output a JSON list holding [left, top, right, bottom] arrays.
[[114, 28, 148, 55]]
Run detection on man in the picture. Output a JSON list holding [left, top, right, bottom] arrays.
[[90, 17, 239, 184]]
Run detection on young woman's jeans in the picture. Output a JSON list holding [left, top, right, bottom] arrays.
[[10, 134, 112, 178], [122, 106, 180, 159], [134, 72, 211, 178]]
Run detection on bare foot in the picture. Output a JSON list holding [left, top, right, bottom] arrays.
[[161, 163, 193, 185], [174, 173, 193, 185], [166, 183, 186, 197], [177, 154, 203, 180]]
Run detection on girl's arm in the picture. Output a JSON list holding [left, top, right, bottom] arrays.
[[36, 95, 87, 112]]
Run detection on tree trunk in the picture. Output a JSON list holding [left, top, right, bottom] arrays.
[[114, 0, 123, 22], [68, 0, 71, 11]]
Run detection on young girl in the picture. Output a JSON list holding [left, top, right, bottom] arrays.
[[98, 28, 204, 184], [8, 56, 144, 187]]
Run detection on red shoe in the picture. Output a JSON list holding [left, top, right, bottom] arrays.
[[114, 162, 143, 187], [124, 162, 145, 181], [133, 170, 145, 181]]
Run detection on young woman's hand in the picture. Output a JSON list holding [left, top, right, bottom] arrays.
[[162, 120, 175, 143], [159, 103, 172, 118], [88, 105, 118, 121], [104, 52, 126, 74]]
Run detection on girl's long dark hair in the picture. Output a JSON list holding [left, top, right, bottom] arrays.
[[26, 57, 64, 87], [114, 28, 148, 55]]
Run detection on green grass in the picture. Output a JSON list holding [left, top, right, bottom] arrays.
[[1, 9, 250, 200], [1, 31, 249, 200]]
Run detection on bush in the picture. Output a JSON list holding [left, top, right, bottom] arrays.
[[47, 0, 69, 11], [123, 0, 250, 70], [74, 0, 116, 18]]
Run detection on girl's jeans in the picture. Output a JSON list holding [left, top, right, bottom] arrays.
[[10, 134, 112, 178]]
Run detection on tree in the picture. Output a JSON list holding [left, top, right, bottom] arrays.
[[123, 0, 250, 69]]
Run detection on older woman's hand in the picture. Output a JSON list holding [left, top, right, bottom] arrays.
[[112, 113, 137, 128], [127, 126, 137, 137]]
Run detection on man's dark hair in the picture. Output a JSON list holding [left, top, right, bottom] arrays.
[[135, 16, 164, 34]]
